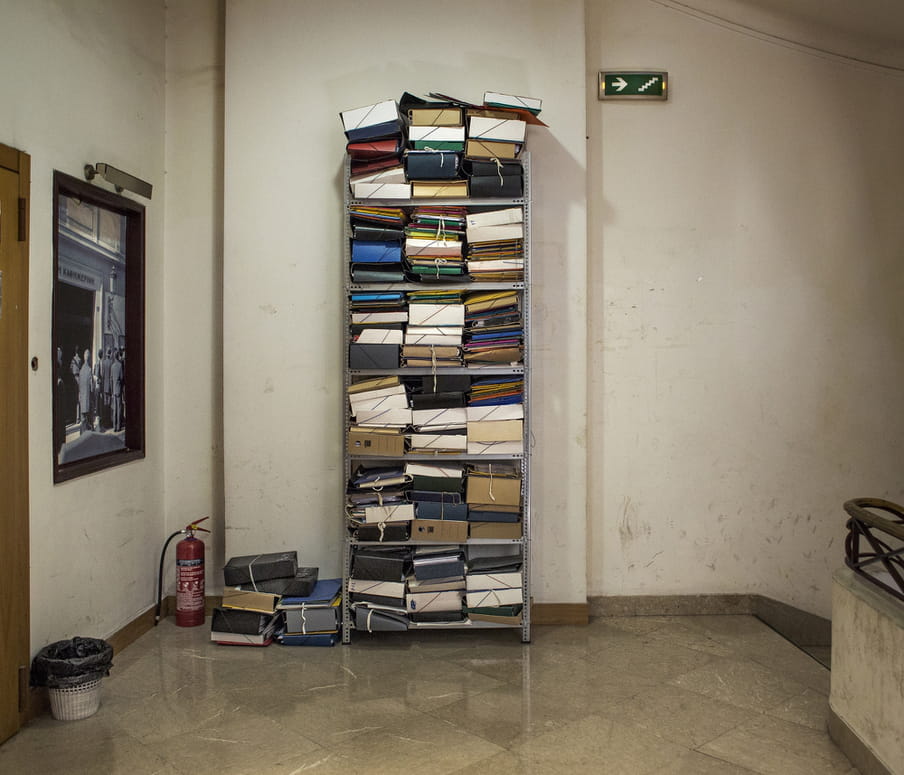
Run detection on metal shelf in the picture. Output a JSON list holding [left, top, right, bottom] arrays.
[[342, 152, 532, 645]]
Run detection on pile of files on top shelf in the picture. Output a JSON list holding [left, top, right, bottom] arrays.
[[211, 551, 323, 646], [339, 90, 546, 200]]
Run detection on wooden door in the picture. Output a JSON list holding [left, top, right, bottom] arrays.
[[0, 143, 30, 743]]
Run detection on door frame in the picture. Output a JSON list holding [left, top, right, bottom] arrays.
[[0, 141, 30, 743]]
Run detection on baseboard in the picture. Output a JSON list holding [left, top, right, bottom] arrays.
[[590, 593, 757, 618], [827, 707, 894, 775], [589, 593, 832, 649], [531, 602, 589, 625]]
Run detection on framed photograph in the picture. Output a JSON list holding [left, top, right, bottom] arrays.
[[52, 171, 146, 483]]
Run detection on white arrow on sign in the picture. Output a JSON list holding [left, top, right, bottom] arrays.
[[613, 77, 628, 92]]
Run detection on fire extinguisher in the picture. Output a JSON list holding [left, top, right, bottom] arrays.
[[156, 517, 210, 627]]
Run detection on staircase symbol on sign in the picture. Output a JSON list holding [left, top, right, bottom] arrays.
[[638, 77, 660, 92]]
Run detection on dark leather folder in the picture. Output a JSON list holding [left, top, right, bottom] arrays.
[[404, 151, 462, 181], [346, 138, 404, 160], [352, 547, 411, 581], [410, 391, 465, 410], [349, 343, 399, 369], [469, 174, 523, 198]]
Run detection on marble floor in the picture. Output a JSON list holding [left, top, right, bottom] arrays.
[[0, 615, 857, 775]]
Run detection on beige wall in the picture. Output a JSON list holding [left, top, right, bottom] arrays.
[[222, 0, 589, 602], [163, 0, 226, 593], [587, 0, 904, 618], [0, 0, 167, 649], [3, 0, 902, 654]]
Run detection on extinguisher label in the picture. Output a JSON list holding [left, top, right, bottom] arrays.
[[177, 558, 203, 567]]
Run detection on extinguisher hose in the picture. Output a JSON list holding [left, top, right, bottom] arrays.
[[155, 529, 186, 625]]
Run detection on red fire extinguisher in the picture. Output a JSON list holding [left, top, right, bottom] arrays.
[[156, 517, 210, 628]]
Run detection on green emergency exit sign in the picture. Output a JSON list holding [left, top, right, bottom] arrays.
[[599, 71, 668, 100]]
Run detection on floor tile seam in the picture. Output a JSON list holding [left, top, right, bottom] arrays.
[[685, 747, 762, 774], [661, 674, 807, 716]]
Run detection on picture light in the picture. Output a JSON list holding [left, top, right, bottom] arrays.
[[84, 163, 152, 200]]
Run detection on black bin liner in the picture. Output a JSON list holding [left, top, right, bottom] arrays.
[[31, 637, 114, 688]]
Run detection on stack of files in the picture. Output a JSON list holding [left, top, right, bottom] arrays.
[[349, 291, 406, 369], [210, 607, 281, 646], [467, 417, 523, 455], [465, 553, 524, 624], [404, 93, 466, 151], [350, 548, 412, 628], [483, 91, 543, 116], [463, 290, 523, 365], [413, 547, 465, 582], [465, 462, 522, 522], [407, 546, 466, 622], [340, 99, 408, 195], [463, 159, 524, 198], [404, 207, 467, 280], [406, 462, 467, 522], [278, 577, 342, 647], [347, 137, 405, 197], [345, 464, 412, 537], [465, 208, 524, 280], [404, 297, 465, 369], [468, 376, 523, 406], [349, 206, 406, 283], [347, 376, 409, 425]]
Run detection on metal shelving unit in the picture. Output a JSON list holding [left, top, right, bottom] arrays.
[[342, 154, 532, 644]]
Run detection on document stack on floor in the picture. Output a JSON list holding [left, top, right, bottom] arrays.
[[278, 578, 342, 646], [211, 551, 321, 646]]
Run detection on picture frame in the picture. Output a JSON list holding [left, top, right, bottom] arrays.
[[52, 171, 146, 483]]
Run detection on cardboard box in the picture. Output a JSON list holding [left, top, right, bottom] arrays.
[[408, 107, 463, 126], [408, 125, 465, 143], [411, 518, 468, 542], [362, 503, 415, 524], [469, 611, 523, 626], [223, 551, 298, 586], [469, 521, 522, 539], [347, 428, 405, 457], [352, 182, 411, 199], [466, 587, 524, 608]]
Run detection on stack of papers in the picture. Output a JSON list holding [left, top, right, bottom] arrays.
[[349, 206, 407, 283], [341, 99, 408, 197], [404, 295, 465, 368], [464, 290, 523, 365], [468, 376, 524, 406], [404, 206, 467, 279], [465, 207, 524, 281]]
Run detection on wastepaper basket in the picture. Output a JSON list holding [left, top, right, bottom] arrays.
[[31, 637, 113, 721]]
